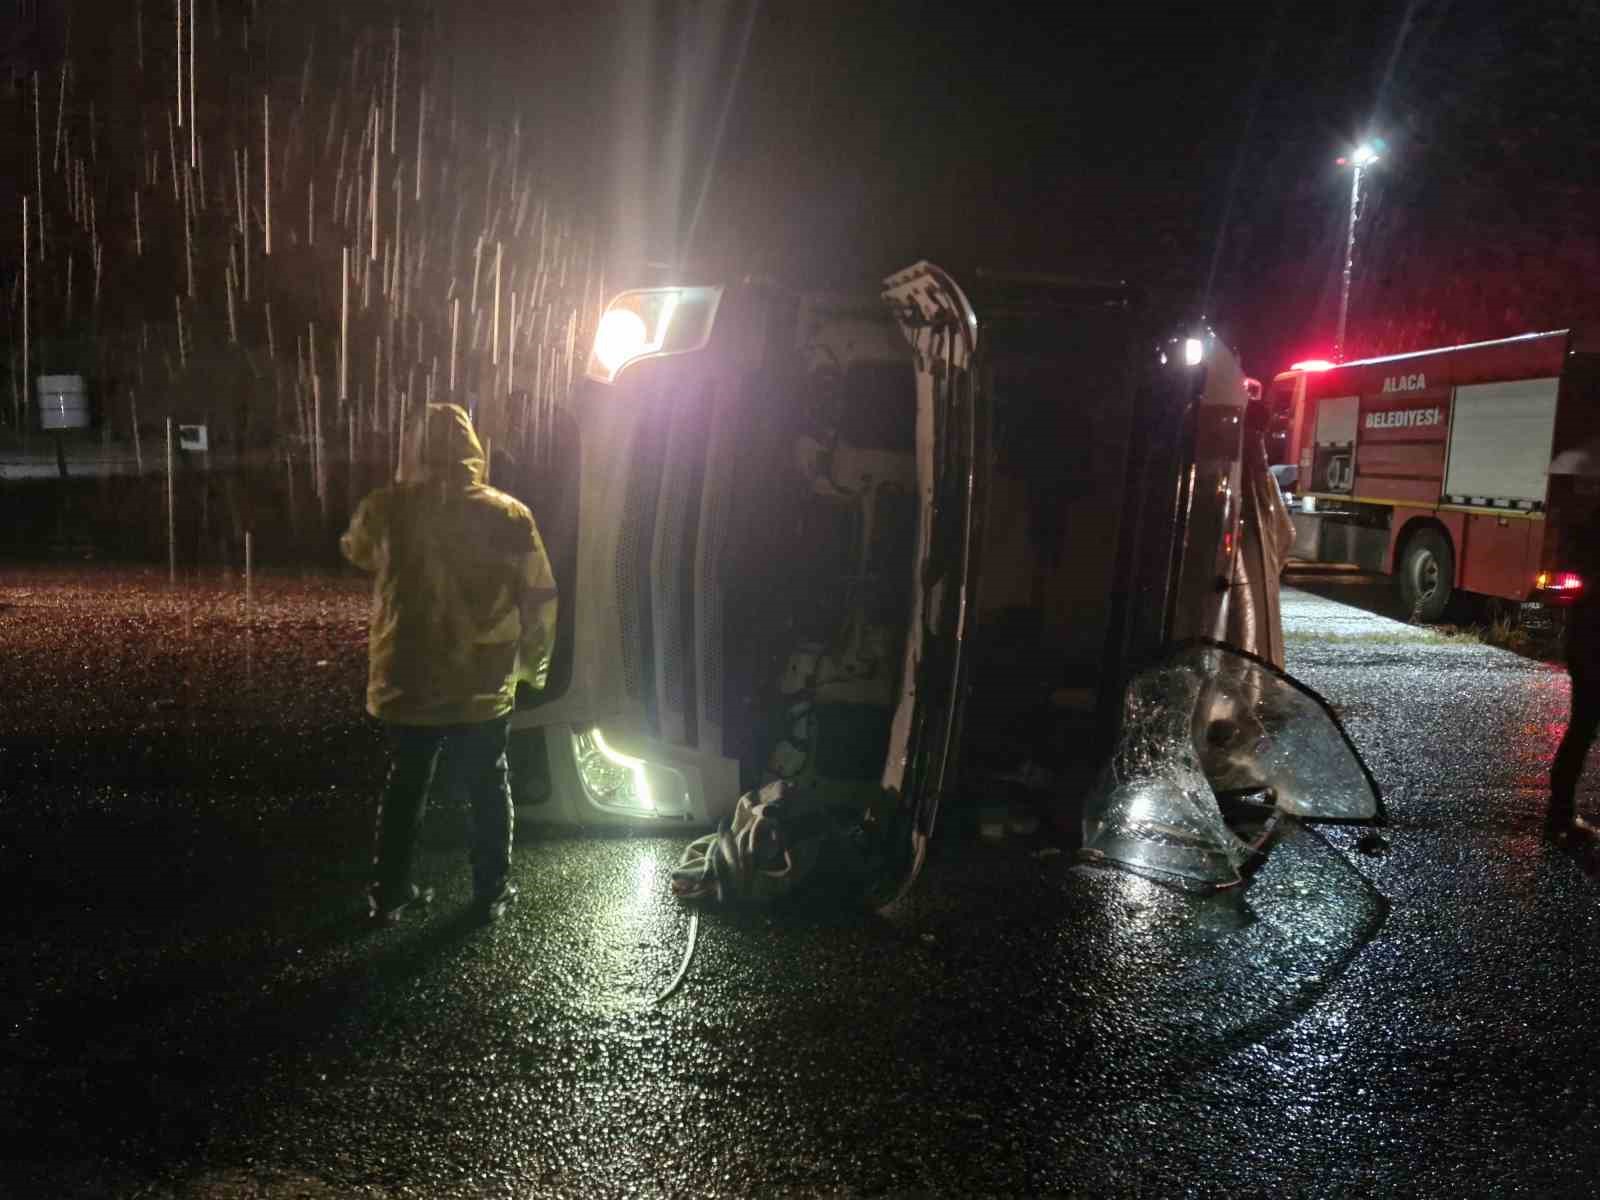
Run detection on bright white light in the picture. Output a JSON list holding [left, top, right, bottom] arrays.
[[635, 855, 658, 903], [1351, 143, 1379, 167], [592, 309, 650, 377], [1184, 338, 1204, 366], [586, 288, 721, 384], [591, 727, 653, 810]]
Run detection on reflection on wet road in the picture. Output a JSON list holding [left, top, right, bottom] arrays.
[[5, 569, 1600, 1195]]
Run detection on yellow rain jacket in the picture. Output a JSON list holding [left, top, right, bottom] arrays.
[[340, 404, 559, 725]]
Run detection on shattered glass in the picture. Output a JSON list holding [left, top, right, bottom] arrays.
[[1182, 643, 1379, 821], [1082, 641, 1381, 886], [1082, 657, 1252, 885]]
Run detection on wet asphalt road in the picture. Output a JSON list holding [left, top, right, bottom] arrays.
[[4, 566, 1600, 1197]]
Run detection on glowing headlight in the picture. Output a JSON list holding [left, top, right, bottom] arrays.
[[585, 286, 722, 384], [1184, 337, 1205, 366], [592, 309, 652, 378], [574, 727, 653, 811], [571, 727, 692, 817]]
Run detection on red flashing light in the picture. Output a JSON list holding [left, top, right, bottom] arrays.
[[1537, 571, 1584, 593], [1290, 359, 1336, 372]]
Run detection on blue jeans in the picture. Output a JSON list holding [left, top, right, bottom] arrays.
[[373, 716, 514, 904]]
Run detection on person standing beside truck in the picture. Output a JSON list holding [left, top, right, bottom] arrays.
[[341, 403, 559, 924], [1549, 504, 1600, 843]]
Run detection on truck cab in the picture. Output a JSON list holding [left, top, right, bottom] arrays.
[[502, 262, 1252, 842]]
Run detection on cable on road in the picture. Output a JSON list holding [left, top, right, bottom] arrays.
[[652, 908, 699, 1006]]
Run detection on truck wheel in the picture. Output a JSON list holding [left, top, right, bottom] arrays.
[[1397, 529, 1454, 623]]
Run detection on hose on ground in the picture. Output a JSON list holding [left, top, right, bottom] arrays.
[[652, 908, 699, 1006]]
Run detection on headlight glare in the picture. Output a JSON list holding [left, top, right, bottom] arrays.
[[571, 727, 691, 817], [585, 286, 721, 383]]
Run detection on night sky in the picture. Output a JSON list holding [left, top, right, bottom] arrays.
[[627, 0, 1600, 371], [631, 0, 1397, 346], [4, 0, 1598, 382]]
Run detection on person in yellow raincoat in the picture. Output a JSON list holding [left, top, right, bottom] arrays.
[[341, 403, 558, 925]]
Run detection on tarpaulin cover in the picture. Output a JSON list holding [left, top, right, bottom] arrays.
[[1082, 642, 1381, 886]]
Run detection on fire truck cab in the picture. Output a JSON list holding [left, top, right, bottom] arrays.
[[1269, 331, 1600, 621]]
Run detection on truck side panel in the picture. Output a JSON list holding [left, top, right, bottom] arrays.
[[1458, 513, 1539, 599], [1353, 432, 1447, 504], [1353, 386, 1451, 506], [1299, 332, 1568, 511], [1443, 378, 1559, 510]]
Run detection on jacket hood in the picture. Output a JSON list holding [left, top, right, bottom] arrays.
[[400, 403, 486, 485]]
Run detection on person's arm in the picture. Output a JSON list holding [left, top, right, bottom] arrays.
[[515, 522, 560, 688], [340, 492, 387, 571]]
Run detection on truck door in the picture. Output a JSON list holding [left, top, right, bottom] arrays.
[[875, 264, 1224, 879]]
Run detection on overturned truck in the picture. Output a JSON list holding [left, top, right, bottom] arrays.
[[499, 261, 1378, 893]]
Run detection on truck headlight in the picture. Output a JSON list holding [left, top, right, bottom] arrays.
[[574, 727, 651, 810], [572, 727, 690, 817], [585, 286, 723, 383], [591, 296, 676, 381]]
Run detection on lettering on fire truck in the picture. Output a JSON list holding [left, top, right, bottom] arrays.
[[1363, 406, 1444, 431], [1380, 373, 1427, 393]]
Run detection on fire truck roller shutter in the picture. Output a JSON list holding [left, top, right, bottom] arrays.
[[1311, 395, 1359, 495], [1442, 378, 1559, 510], [1436, 377, 1559, 603]]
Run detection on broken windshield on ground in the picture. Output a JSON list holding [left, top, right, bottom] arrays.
[[1082, 641, 1380, 886], [1184, 643, 1379, 821]]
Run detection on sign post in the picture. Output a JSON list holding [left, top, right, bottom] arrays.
[[166, 419, 176, 585]]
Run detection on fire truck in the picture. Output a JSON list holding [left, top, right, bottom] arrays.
[[1268, 330, 1600, 621]]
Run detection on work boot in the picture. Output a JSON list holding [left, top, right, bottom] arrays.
[[472, 881, 518, 925], [367, 883, 435, 926]]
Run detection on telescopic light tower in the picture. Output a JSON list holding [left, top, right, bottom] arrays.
[[1334, 140, 1383, 362]]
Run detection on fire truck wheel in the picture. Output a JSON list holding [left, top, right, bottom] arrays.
[[1397, 528, 1455, 623]]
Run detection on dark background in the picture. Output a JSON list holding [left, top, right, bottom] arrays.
[[4, 0, 1599, 399], [692, 0, 1600, 372]]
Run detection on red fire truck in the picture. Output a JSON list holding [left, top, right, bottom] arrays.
[[1269, 330, 1600, 621]]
